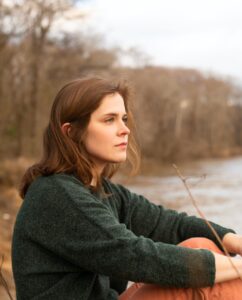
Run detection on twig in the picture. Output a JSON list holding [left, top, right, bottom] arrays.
[[172, 163, 242, 280], [0, 255, 14, 300]]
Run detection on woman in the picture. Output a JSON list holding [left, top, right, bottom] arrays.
[[12, 76, 242, 299]]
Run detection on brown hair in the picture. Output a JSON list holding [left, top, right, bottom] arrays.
[[19, 76, 141, 198]]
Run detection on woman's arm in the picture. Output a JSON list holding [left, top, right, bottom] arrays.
[[109, 181, 235, 247], [214, 252, 242, 283], [213, 233, 242, 283]]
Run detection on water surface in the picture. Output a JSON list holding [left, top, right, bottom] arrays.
[[124, 156, 242, 234]]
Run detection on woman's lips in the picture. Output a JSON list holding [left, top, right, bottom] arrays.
[[115, 142, 127, 147]]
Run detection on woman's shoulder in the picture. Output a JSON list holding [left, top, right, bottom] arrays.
[[27, 173, 90, 197]]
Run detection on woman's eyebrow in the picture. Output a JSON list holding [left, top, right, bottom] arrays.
[[102, 112, 127, 117]]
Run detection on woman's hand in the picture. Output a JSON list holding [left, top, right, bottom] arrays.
[[222, 233, 242, 256]]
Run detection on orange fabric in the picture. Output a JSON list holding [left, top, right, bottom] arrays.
[[119, 237, 242, 300]]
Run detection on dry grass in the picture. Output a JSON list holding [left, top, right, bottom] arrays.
[[0, 187, 21, 300], [0, 157, 34, 188], [0, 158, 33, 299]]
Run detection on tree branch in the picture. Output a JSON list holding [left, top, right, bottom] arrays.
[[172, 163, 242, 280]]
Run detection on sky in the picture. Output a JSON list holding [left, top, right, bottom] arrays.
[[74, 0, 242, 83]]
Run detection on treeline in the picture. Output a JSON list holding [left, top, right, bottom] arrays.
[[1, 0, 242, 163], [0, 0, 119, 158], [126, 67, 242, 161]]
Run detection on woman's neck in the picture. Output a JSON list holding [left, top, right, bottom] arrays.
[[90, 164, 105, 187], [90, 177, 96, 187]]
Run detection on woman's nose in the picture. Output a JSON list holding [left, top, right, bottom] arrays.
[[118, 121, 130, 136]]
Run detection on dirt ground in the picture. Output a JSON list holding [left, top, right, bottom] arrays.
[[0, 187, 21, 300]]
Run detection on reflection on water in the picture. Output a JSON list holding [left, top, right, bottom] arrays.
[[125, 156, 242, 233]]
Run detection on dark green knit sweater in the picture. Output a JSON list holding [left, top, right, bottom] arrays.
[[12, 173, 234, 300]]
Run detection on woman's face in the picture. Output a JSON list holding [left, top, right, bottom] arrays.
[[84, 92, 130, 173]]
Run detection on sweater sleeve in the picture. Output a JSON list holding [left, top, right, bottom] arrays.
[[108, 181, 235, 250], [23, 175, 217, 288]]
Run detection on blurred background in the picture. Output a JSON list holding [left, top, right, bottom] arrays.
[[1, 0, 242, 298]]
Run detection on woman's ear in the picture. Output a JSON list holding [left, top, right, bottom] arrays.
[[61, 122, 72, 136]]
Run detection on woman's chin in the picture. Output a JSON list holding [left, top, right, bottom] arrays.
[[110, 156, 127, 164]]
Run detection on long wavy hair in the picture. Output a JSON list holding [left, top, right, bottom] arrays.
[[19, 76, 141, 198]]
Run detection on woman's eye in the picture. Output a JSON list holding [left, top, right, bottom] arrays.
[[123, 117, 128, 123], [105, 118, 114, 123], [104, 116, 128, 124]]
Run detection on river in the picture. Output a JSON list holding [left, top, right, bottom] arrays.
[[123, 156, 242, 234]]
